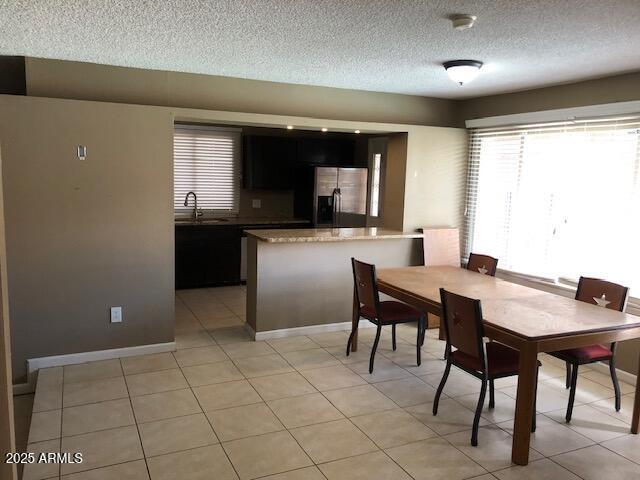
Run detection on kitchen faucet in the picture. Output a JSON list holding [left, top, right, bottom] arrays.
[[184, 191, 203, 221]]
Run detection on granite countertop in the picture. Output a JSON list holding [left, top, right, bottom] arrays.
[[245, 227, 424, 243], [175, 217, 310, 226]]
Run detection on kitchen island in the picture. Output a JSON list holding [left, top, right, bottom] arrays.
[[245, 227, 423, 339]]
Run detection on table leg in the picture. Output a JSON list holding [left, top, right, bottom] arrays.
[[351, 289, 359, 352], [512, 342, 538, 465], [632, 349, 640, 434]]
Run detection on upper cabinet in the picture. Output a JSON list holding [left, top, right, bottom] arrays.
[[242, 135, 298, 189], [297, 137, 355, 167], [242, 134, 356, 190]]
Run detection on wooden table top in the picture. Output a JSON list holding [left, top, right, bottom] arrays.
[[377, 266, 640, 341]]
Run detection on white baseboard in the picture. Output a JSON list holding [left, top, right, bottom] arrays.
[[252, 321, 375, 341], [591, 361, 637, 386], [25, 341, 176, 386]]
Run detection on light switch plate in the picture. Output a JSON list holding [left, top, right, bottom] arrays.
[[252, 199, 262, 208], [110, 306, 123, 323]]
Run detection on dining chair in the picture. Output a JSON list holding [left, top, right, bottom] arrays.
[[467, 253, 498, 276], [550, 276, 629, 422], [346, 258, 426, 373], [437, 253, 499, 358], [433, 288, 539, 446]]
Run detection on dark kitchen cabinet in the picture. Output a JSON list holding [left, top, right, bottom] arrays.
[[175, 225, 240, 289], [243, 135, 298, 189], [297, 137, 355, 167], [243, 134, 357, 190]]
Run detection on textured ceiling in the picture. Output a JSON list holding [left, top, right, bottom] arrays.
[[1, 0, 640, 99]]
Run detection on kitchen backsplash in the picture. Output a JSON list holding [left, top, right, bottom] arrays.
[[238, 189, 294, 218]]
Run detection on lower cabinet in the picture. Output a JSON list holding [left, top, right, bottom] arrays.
[[175, 225, 241, 289], [176, 222, 312, 289]]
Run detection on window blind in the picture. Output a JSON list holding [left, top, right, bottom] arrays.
[[174, 125, 240, 213], [464, 116, 640, 295]]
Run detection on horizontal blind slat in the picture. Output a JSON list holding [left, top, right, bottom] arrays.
[[173, 125, 240, 212], [464, 114, 640, 295]]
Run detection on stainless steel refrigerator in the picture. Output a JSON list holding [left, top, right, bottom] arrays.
[[313, 167, 368, 227]]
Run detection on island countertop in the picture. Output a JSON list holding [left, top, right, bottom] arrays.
[[244, 227, 424, 243]]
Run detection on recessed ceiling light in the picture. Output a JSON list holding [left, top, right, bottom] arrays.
[[443, 60, 483, 85], [354, 130, 361, 134], [321, 127, 328, 132], [286, 125, 293, 130]]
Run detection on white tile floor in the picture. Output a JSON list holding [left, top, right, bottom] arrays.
[[21, 285, 640, 480]]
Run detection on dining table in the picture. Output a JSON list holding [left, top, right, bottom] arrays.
[[349, 265, 640, 465]]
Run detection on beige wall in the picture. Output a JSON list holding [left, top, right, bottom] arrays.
[[0, 147, 16, 479], [0, 95, 175, 383], [379, 128, 469, 234], [0, 95, 465, 383], [402, 128, 468, 232], [458, 71, 640, 122], [25, 58, 460, 128], [382, 134, 408, 231], [617, 339, 640, 376]]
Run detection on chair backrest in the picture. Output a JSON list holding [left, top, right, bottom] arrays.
[[439, 288, 486, 369], [575, 276, 629, 312], [467, 253, 498, 276], [351, 258, 381, 314]]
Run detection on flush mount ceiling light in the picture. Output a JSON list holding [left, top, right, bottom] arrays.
[[450, 14, 476, 31], [443, 60, 483, 85]]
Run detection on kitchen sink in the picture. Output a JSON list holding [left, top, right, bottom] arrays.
[[175, 218, 231, 225]]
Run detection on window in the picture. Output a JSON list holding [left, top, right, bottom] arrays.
[[370, 153, 382, 217], [465, 116, 640, 295], [173, 125, 241, 215]]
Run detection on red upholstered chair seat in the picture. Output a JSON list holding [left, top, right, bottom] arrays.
[[552, 344, 612, 363], [450, 342, 538, 376], [360, 301, 422, 324]]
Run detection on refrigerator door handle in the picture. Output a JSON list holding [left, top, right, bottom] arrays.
[[334, 188, 342, 227], [332, 189, 338, 228]]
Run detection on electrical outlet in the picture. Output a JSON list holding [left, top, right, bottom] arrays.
[[252, 199, 262, 208], [110, 306, 123, 323]]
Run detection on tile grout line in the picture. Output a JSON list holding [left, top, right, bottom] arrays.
[[345, 390, 491, 478], [118, 357, 152, 480], [312, 332, 631, 476], [596, 440, 640, 466], [236, 338, 331, 464], [179, 351, 247, 480], [183, 328, 420, 478], [228, 355, 320, 477], [58, 365, 64, 478], [306, 336, 456, 480], [48, 289, 639, 478], [174, 293, 253, 479], [546, 449, 592, 480]]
